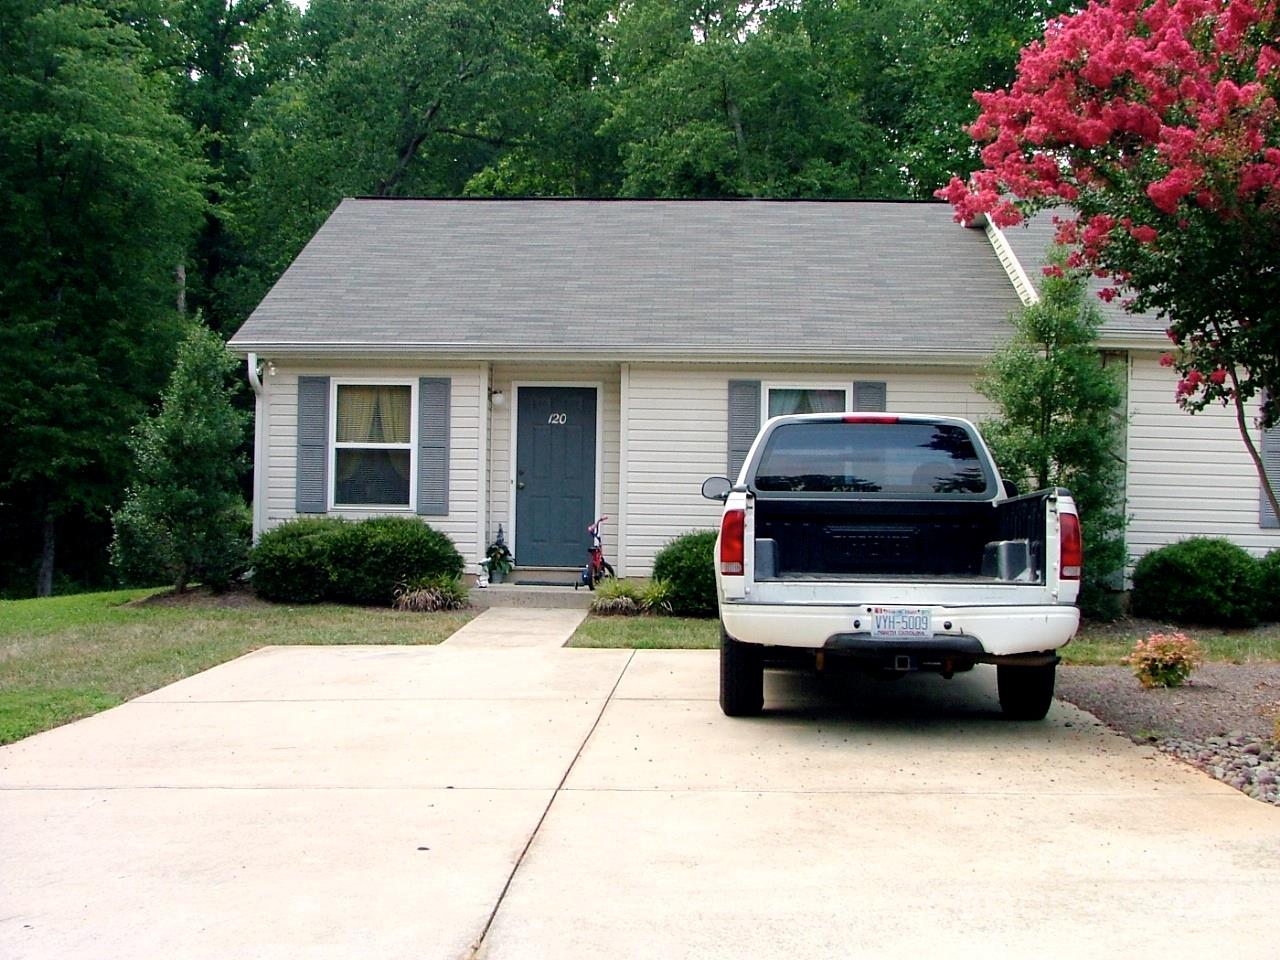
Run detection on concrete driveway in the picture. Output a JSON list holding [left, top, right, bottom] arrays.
[[3, 644, 1279, 960]]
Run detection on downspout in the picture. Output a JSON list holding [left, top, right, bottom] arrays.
[[246, 353, 266, 541]]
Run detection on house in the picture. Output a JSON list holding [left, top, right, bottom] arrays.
[[227, 198, 1280, 578]]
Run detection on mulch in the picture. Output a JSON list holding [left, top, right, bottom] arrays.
[[126, 585, 273, 610], [1057, 662, 1280, 742]]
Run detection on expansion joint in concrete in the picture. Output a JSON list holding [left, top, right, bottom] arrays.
[[465, 648, 636, 958]]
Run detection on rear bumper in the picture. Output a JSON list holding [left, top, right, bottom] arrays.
[[720, 602, 1079, 658]]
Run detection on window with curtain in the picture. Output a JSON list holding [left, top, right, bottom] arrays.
[[766, 387, 847, 418], [333, 384, 412, 507]]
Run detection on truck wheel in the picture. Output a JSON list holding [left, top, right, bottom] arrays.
[[720, 624, 764, 717], [997, 663, 1056, 721]]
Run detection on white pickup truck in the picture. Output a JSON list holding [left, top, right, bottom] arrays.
[[701, 412, 1081, 720]]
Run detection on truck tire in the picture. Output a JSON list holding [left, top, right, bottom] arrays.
[[997, 663, 1056, 721], [720, 624, 764, 717]]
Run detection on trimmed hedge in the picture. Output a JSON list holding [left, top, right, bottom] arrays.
[[327, 516, 463, 606], [651, 530, 718, 618], [1259, 549, 1280, 623], [250, 516, 463, 606], [1130, 537, 1261, 627]]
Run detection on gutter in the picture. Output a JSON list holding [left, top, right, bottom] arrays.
[[246, 353, 267, 541]]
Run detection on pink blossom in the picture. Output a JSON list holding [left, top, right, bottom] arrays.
[[1209, 368, 1228, 385], [1128, 224, 1159, 244], [1160, 353, 1176, 367]]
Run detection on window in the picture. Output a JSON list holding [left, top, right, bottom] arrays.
[[765, 385, 848, 419], [753, 420, 994, 497], [333, 383, 413, 507]]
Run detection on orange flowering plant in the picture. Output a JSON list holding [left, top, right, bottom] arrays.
[[1125, 631, 1203, 688]]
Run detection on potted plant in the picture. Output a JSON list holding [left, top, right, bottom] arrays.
[[481, 525, 514, 584]]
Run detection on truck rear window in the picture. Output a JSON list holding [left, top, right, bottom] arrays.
[[752, 421, 994, 496]]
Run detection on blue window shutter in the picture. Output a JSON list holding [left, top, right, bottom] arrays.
[[852, 381, 887, 412], [296, 377, 330, 513], [418, 378, 451, 516], [728, 380, 761, 480], [1262, 422, 1279, 529]]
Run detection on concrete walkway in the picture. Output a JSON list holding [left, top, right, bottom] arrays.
[[3, 646, 1279, 960], [442, 607, 587, 648]]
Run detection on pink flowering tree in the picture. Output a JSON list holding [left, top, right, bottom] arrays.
[[938, 0, 1280, 520]]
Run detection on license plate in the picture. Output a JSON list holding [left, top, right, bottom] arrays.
[[868, 606, 932, 639]]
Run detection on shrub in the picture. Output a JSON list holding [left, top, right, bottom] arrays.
[[326, 516, 464, 606], [590, 578, 641, 616], [1124, 632, 1202, 689], [249, 517, 346, 603], [1129, 538, 1261, 627], [639, 578, 674, 615], [393, 575, 469, 612], [110, 322, 251, 592], [651, 530, 718, 618], [1258, 550, 1280, 623]]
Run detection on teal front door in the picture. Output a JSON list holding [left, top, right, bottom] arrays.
[[515, 387, 597, 567]]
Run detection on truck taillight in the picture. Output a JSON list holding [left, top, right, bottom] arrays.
[[720, 509, 745, 575], [1060, 512, 1082, 580]]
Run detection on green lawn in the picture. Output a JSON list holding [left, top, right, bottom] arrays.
[[0, 588, 471, 745], [569, 613, 1280, 665]]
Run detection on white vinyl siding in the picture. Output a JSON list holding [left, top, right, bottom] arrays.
[[1125, 351, 1280, 559], [262, 365, 482, 566], [485, 363, 621, 566], [622, 363, 995, 575]]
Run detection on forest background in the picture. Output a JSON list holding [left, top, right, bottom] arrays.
[[0, 0, 1076, 596]]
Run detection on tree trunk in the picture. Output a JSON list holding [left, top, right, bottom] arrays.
[[37, 510, 55, 598], [1228, 377, 1280, 522], [176, 262, 187, 314]]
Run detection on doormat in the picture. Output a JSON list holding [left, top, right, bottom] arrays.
[[512, 580, 578, 588]]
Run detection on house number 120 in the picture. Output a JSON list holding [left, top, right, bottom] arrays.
[[547, 413, 567, 425]]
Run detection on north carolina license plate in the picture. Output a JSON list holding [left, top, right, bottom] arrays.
[[869, 606, 932, 639]]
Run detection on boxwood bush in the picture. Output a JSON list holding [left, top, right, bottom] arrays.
[[1258, 549, 1280, 623], [250, 516, 463, 606], [1130, 537, 1261, 627], [651, 530, 718, 618], [248, 517, 346, 603], [326, 516, 464, 606]]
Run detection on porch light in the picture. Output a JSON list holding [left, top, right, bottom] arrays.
[[489, 388, 505, 407]]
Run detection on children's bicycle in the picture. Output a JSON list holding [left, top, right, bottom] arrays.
[[576, 516, 615, 590]]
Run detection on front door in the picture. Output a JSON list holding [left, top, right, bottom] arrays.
[[515, 386, 597, 567]]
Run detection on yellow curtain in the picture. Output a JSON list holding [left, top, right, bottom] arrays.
[[337, 386, 378, 442], [338, 386, 409, 443], [377, 387, 410, 443]]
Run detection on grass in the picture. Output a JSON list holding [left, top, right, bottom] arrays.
[[568, 615, 720, 649], [1061, 620, 1280, 665], [0, 587, 472, 745], [569, 613, 1280, 664]]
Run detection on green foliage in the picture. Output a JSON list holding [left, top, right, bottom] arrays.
[[651, 531, 718, 618], [1258, 550, 1280, 624], [324, 517, 465, 606], [590, 578, 643, 616], [110, 323, 251, 592], [1130, 539, 1262, 628], [977, 255, 1128, 615], [251, 516, 464, 606], [0, 0, 207, 596], [1124, 632, 1202, 689], [393, 575, 469, 612], [639, 578, 674, 615], [248, 517, 347, 603]]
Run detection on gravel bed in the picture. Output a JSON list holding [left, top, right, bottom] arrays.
[[1056, 664, 1280, 807]]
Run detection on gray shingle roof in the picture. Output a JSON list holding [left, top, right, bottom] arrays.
[[998, 211, 1166, 343], [229, 198, 1031, 359]]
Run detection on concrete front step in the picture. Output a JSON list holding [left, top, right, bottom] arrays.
[[470, 583, 594, 610]]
